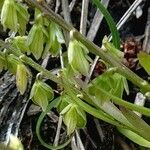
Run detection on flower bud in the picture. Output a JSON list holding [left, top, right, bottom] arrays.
[[30, 80, 54, 111], [16, 63, 30, 95], [68, 39, 89, 75], [1, 0, 18, 32], [27, 24, 45, 60]]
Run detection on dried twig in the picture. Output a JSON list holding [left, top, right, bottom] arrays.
[[76, 130, 85, 150], [94, 119, 104, 142], [143, 7, 150, 53], [53, 115, 63, 146], [87, 0, 110, 41], [62, 0, 72, 23], [69, 0, 77, 12], [80, 0, 89, 35], [55, 0, 61, 13], [134, 93, 146, 117]]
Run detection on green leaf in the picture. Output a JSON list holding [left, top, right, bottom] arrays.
[[120, 107, 150, 141], [138, 52, 150, 75], [92, 0, 120, 49], [118, 128, 150, 148]]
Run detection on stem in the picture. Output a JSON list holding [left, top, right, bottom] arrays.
[[19, 55, 60, 84], [95, 86, 150, 117], [26, 0, 150, 93], [36, 98, 72, 150]]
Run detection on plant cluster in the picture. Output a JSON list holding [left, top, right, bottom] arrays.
[[0, 0, 150, 149]]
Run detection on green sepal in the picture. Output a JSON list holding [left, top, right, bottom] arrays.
[[68, 39, 89, 76], [0, 0, 4, 10], [43, 22, 64, 57], [103, 37, 123, 58], [63, 105, 77, 135], [62, 104, 87, 135], [16, 63, 31, 95], [7, 54, 20, 74], [27, 24, 45, 60], [88, 71, 128, 104], [57, 94, 72, 113], [12, 36, 30, 54], [1, 0, 18, 32], [30, 80, 54, 111], [15, 2, 29, 35]]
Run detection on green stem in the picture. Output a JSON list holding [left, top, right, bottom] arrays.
[[26, 0, 150, 93], [36, 98, 72, 150], [96, 86, 150, 116], [19, 55, 60, 84]]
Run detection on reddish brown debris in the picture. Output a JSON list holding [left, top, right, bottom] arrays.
[[122, 37, 142, 70]]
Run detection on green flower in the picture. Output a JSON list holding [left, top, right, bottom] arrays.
[[61, 104, 86, 135], [16, 63, 31, 95], [1, 0, 18, 32], [30, 80, 54, 111], [27, 24, 45, 60], [68, 39, 89, 75]]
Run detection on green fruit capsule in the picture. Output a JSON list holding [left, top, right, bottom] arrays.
[[1, 0, 18, 32], [27, 24, 45, 60], [68, 39, 89, 75], [30, 80, 54, 111], [16, 63, 30, 95]]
